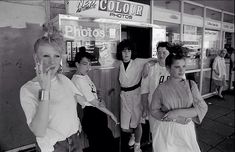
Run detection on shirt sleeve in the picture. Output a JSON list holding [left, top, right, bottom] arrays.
[[190, 81, 208, 124], [150, 86, 165, 120], [72, 76, 96, 102], [20, 86, 38, 125]]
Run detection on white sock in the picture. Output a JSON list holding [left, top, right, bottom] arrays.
[[135, 142, 140, 146]]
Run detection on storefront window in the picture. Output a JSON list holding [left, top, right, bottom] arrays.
[[154, 0, 180, 12], [184, 3, 203, 17], [223, 13, 234, 24], [203, 29, 220, 68], [201, 70, 215, 95], [183, 25, 203, 70], [153, 21, 180, 43], [206, 8, 221, 21]]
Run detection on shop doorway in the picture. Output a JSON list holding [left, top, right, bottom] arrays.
[[121, 25, 152, 58]]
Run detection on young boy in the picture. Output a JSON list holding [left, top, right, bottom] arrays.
[[71, 50, 118, 152]]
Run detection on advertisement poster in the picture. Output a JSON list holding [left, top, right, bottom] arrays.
[[60, 18, 121, 67]]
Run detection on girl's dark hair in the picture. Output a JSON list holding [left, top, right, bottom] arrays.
[[157, 41, 171, 51], [116, 39, 137, 60], [75, 47, 94, 63], [165, 44, 189, 67]]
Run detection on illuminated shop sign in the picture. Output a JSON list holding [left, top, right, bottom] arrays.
[[60, 19, 120, 41], [66, 0, 149, 22]]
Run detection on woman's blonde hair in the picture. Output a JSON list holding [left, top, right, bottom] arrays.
[[34, 23, 64, 54]]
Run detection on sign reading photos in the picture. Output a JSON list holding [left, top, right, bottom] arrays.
[[61, 18, 120, 41], [60, 18, 120, 67], [66, 0, 150, 23]]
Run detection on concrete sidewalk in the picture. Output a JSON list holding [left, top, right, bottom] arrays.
[[141, 91, 234, 152], [196, 91, 234, 152]]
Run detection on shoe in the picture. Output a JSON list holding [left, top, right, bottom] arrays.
[[134, 144, 142, 152], [218, 95, 224, 99], [128, 135, 135, 146]]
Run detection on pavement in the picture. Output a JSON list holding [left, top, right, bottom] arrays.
[[141, 90, 235, 152], [196, 90, 234, 152], [83, 91, 235, 152]]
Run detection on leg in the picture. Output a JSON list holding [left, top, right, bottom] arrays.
[[134, 124, 142, 143], [121, 130, 132, 152], [133, 124, 142, 152], [218, 86, 224, 97]]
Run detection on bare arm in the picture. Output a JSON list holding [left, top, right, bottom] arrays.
[[29, 61, 52, 137], [141, 93, 149, 118], [150, 89, 166, 120], [90, 99, 119, 124], [29, 99, 49, 137]]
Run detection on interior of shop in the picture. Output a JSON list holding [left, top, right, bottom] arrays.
[[121, 25, 152, 58]]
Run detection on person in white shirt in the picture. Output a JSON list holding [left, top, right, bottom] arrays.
[[141, 42, 170, 134], [212, 49, 227, 98], [20, 34, 85, 152], [116, 39, 157, 152], [71, 50, 118, 152]]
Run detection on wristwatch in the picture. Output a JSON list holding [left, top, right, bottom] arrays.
[[38, 89, 50, 101]]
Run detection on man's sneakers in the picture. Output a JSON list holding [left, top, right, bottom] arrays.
[[128, 134, 135, 146], [134, 144, 142, 152]]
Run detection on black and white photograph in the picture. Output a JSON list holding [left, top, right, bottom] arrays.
[[0, 0, 234, 152]]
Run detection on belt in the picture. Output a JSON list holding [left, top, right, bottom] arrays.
[[121, 78, 142, 92]]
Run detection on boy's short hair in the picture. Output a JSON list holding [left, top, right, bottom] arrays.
[[157, 42, 170, 51], [75, 47, 94, 63]]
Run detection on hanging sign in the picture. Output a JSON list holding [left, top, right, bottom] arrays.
[[65, 0, 150, 23], [205, 20, 221, 29], [222, 22, 234, 32]]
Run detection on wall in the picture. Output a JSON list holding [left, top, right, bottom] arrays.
[[0, 1, 46, 150]]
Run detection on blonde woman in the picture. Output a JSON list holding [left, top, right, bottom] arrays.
[[20, 27, 85, 152]]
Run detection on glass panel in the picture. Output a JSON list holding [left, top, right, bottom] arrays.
[[183, 25, 203, 70], [154, 0, 181, 12], [224, 32, 233, 50], [223, 14, 234, 23], [206, 8, 221, 21], [203, 29, 220, 68], [184, 3, 203, 17], [185, 72, 200, 88], [154, 21, 181, 44], [201, 70, 215, 95]]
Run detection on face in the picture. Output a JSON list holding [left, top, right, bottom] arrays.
[[167, 59, 186, 79], [219, 50, 227, 58], [122, 48, 132, 62], [35, 44, 61, 77], [157, 47, 169, 61], [76, 57, 91, 75]]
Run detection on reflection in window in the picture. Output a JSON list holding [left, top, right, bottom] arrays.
[[203, 29, 220, 68], [183, 25, 203, 70]]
